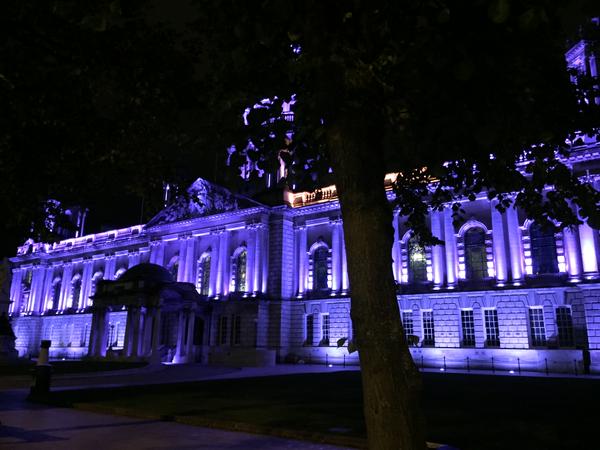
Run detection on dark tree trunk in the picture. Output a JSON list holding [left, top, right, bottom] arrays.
[[327, 113, 426, 450]]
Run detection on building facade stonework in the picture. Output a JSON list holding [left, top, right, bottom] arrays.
[[5, 143, 600, 374]]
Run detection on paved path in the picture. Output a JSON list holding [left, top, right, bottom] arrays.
[[0, 365, 357, 449], [0, 389, 351, 450]]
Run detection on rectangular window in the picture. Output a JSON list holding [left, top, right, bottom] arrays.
[[422, 310, 435, 346], [484, 309, 500, 347], [321, 314, 330, 345], [461, 309, 475, 347], [231, 315, 241, 346], [529, 307, 547, 347], [305, 314, 314, 346], [402, 311, 414, 336], [218, 315, 228, 345], [556, 306, 574, 347]]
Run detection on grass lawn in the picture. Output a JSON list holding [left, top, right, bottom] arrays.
[[1, 360, 147, 376], [42, 370, 596, 450]]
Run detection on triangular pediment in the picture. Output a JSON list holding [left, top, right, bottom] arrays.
[[146, 178, 261, 227]]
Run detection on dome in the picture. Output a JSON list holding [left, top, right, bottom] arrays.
[[119, 263, 174, 284]]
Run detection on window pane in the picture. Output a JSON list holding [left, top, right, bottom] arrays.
[[234, 250, 247, 292], [465, 228, 487, 280], [314, 247, 329, 290], [422, 311, 435, 346], [408, 235, 427, 282], [461, 310, 475, 346], [484, 309, 500, 347], [556, 307, 574, 347], [402, 311, 414, 336], [530, 223, 558, 274], [529, 308, 547, 347]]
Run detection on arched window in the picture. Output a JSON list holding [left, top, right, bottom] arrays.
[[197, 253, 211, 296], [530, 223, 558, 274], [313, 246, 329, 291], [464, 227, 488, 280], [71, 275, 82, 309], [50, 278, 61, 310], [233, 248, 247, 292], [408, 235, 427, 283]]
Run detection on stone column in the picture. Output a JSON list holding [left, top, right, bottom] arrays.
[[579, 221, 599, 277], [89, 306, 109, 358], [28, 265, 46, 313], [123, 307, 135, 357], [297, 225, 308, 297], [430, 209, 445, 288], [490, 200, 508, 284], [177, 237, 188, 282], [8, 268, 23, 314], [392, 209, 402, 283], [185, 237, 196, 283], [443, 207, 458, 287], [141, 308, 153, 357], [150, 307, 162, 363], [260, 223, 269, 294], [341, 225, 349, 293], [104, 255, 116, 281], [563, 226, 582, 281], [174, 309, 187, 363], [185, 311, 196, 362], [39, 266, 55, 313], [149, 241, 165, 266], [246, 225, 257, 294], [218, 231, 230, 296], [331, 219, 342, 293], [506, 204, 524, 283], [79, 259, 94, 310], [58, 263, 73, 310], [253, 224, 263, 294]]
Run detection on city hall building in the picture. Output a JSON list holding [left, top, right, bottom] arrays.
[[5, 38, 600, 374]]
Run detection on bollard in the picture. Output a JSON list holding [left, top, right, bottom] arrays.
[[517, 357, 521, 375], [443, 355, 447, 371], [29, 340, 52, 399], [574, 359, 578, 376], [545, 358, 549, 375], [421, 355, 424, 370], [343, 354, 346, 368], [466, 356, 470, 373], [325, 353, 328, 366], [491, 356, 495, 373]]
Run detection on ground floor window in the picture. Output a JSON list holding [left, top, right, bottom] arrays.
[[556, 306, 574, 347], [402, 310, 414, 336], [461, 309, 475, 347], [218, 315, 228, 345], [529, 307, 547, 347], [422, 310, 435, 346], [484, 309, 500, 347], [305, 314, 314, 346], [321, 313, 330, 345]]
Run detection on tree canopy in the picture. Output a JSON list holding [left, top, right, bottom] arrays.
[[2, 1, 600, 448]]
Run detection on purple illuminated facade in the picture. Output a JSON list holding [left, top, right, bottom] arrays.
[[4, 38, 600, 374]]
